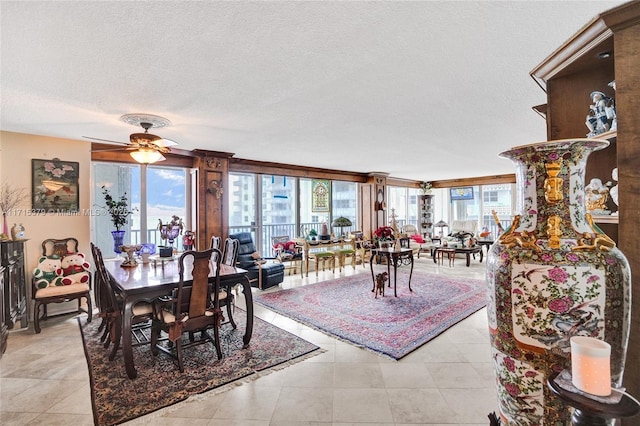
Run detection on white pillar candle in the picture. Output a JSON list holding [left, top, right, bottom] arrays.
[[570, 336, 611, 396]]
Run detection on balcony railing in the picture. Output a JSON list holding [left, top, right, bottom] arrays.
[[125, 217, 512, 257]]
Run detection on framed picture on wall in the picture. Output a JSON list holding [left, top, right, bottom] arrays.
[[311, 179, 331, 212], [32, 158, 79, 212], [450, 186, 474, 201]]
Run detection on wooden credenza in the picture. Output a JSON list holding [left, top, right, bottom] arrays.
[[1, 240, 28, 331]]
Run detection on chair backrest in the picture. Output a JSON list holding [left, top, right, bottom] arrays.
[[272, 235, 289, 247], [175, 248, 221, 321], [450, 220, 478, 236], [90, 242, 119, 314], [402, 224, 418, 236], [228, 232, 257, 269], [210, 235, 222, 250], [42, 237, 79, 256], [221, 238, 240, 267]]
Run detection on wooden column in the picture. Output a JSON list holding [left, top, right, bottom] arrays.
[[363, 173, 389, 239], [193, 153, 231, 250]]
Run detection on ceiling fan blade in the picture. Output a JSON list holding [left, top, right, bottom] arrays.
[[156, 138, 178, 147], [91, 146, 136, 152], [82, 136, 129, 145]]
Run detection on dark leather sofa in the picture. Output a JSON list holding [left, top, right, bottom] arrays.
[[229, 232, 285, 290]]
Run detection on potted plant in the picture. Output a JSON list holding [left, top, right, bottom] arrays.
[[0, 183, 28, 240], [420, 181, 432, 195], [101, 185, 135, 254], [373, 226, 395, 248], [157, 215, 183, 257]]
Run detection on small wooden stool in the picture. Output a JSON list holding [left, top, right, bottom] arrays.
[[438, 248, 456, 267]]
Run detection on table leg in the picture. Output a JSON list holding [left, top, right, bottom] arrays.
[[387, 253, 392, 288], [466, 252, 471, 267], [369, 252, 376, 292], [241, 276, 253, 347], [479, 249, 484, 263], [408, 253, 414, 292], [433, 248, 438, 264], [392, 254, 398, 297], [122, 299, 137, 379]]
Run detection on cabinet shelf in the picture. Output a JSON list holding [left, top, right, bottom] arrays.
[[592, 214, 618, 224], [418, 194, 435, 238]]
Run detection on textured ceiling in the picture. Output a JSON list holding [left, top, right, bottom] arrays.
[[0, 1, 626, 181]]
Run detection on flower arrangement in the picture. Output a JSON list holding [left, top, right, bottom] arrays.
[[373, 226, 395, 241], [420, 181, 432, 194], [101, 185, 135, 231], [0, 183, 28, 216], [0, 183, 28, 238], [158, 215, 184, 244]]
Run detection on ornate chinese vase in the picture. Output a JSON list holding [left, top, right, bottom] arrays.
[[486, 139, 631, 425]]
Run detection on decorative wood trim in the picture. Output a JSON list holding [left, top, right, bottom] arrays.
[[230, 158, 368, 182], [433, 174, 516, 188], [530, 18, 612, 90]]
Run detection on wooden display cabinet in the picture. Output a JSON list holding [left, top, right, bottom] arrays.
[[530, 0, 640, 415], [1, 240, 28, 330], [418, 194, 434, 239]]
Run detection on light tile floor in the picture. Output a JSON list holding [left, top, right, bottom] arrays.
[[1, 253, 498, 425]]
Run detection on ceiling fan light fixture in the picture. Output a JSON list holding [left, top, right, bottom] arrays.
[[130, 148, 166, 164]]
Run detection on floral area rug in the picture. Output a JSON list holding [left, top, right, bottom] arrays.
[[78, 309, 320, 425], [254, 270, 487, 360]]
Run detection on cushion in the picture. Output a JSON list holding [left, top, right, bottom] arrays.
[[411, 234, 426, 244], [35, 282, 89, 299]]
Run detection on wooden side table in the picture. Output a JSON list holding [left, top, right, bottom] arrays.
[[547, 371, 640, 425], [437, 248, 456, 267], [369, 247, 414, 297]]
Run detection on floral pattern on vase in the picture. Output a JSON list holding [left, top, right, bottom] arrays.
[[492, 348, 544, 425], [511, 263, 605, 350], [487, 139, 631, 425]]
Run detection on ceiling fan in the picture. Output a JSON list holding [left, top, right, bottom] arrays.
[[83, 114, 178, 164]]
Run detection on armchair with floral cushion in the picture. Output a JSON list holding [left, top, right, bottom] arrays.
[[271, 235, 303, 275]]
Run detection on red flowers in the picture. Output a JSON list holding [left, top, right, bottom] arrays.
[[373, 226, 394, 241]]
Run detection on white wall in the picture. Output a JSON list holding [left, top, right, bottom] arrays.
[[1, 130, 92, 323]]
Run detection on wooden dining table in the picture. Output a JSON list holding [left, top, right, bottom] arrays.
[[105, 257, 251, 379]]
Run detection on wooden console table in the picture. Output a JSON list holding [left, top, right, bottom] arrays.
[[300, 239, 356, 277]]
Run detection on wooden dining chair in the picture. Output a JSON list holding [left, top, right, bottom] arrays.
[[151, 248, 224, 371], [210, 235, 222, 250], [90, 243, 153, 360], [219, 237, 240, 329]]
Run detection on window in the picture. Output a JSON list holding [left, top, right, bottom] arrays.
[[386, 186, 421, 230], [483, 191, 498, 203], [92, 162, 188, 258], [229, 172, 358, 254]]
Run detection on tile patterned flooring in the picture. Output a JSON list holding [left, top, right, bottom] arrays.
[[1, 253, 497, 425]]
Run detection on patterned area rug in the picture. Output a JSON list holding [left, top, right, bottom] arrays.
[[78, 309, 320, 425], [254, 270, 487, 359]]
